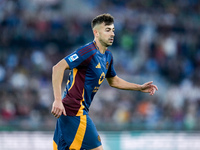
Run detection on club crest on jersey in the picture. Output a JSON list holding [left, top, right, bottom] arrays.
[[69, 54, 79, 62], [106, 62, 109, 69]]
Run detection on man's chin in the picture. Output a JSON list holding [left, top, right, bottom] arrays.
[[106, 42, 113, 47]]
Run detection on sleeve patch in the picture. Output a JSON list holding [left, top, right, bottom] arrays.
[[68, 54, 79, 62]]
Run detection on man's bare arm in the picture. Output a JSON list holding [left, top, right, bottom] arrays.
[[51, 59, 69, 118], [107, 75, 158, 95]]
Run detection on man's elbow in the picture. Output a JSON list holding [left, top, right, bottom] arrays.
[[52, 64, 58, 73], [52, 63, 62, 74]]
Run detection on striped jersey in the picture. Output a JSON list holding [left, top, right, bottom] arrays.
[[63, 41, 116, 116]]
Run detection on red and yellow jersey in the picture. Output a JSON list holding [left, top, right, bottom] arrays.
[[63, 41, 116, 116]]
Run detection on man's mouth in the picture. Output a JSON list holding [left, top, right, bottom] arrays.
[[109, 38, 114, 42]]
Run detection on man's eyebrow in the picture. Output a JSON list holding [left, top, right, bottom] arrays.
[[105, 27, 115, 30]]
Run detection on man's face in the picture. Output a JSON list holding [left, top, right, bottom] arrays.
[[95, 23, 115, 47]]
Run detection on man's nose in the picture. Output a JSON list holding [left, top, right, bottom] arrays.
[[111, 31, 115, 37]]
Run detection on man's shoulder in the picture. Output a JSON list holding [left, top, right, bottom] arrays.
[[77, 42, 97, 57]]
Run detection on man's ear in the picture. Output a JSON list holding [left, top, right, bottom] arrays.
[[93, 29, 99, 37]]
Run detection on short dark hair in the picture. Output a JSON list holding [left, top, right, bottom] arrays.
[[91, 13, 114, 29]]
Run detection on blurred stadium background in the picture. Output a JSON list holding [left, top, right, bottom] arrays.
[[1, 0, 200, 149]]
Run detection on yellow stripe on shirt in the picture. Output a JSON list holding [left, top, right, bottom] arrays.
[[68, 68, 78, 91], [69, 115, 87, 149], [76, 89, 85, 116], [53, 140, 58, 150]]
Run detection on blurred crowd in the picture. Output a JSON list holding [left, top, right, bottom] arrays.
[[1, 0, 200, 131]]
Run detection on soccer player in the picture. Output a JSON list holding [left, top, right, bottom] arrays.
[[51, 13, 158, 150]]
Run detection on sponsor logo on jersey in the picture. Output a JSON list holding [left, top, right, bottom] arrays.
[[98, 72, 105, 85], [92, 86, 99, 93], [68, 54, 79, 62], [96, 63, 101, 68]]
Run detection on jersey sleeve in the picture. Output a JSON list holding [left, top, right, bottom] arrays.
[[64, 42, 97, 69], [64, 50, 84, 69], [106, 56, 116, 78]]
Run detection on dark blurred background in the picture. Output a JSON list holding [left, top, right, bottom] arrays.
[[1, 0, 200, 133]]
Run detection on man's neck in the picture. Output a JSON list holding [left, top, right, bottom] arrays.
[[94, 39, 107, 54]]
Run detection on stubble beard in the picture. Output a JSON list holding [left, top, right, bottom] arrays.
[[99, 38, 113, 48]]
